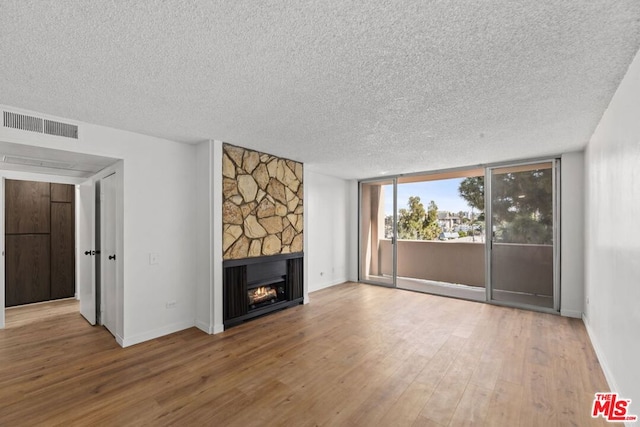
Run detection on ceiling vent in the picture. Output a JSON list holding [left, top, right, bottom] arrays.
[[3, 110, 79, 139]]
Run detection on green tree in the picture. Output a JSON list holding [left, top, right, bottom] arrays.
[[459, 177, 484, 212], [425, 201, 441, 240], [397, 197, 441, 240], [397, 196, 426, 240], [492, 169, 553, 244], [384, 215, 394, 238], [459, 176, 485, 240], [458, 169, 553, 244]]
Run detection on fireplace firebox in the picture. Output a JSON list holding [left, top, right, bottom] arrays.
[[223, 253, 303, 328]]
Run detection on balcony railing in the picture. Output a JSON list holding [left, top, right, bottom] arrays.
[[377, 239, 553, 296]]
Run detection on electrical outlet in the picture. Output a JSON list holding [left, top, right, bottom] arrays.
[[149, 253, 159, 265], [166, 301, 176, 309]]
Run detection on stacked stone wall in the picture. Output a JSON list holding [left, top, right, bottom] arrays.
[[222, 144, 303, 260]]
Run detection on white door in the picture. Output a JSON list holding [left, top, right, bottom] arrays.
[[100, 173, 117, 335], [78, 179, 96, 325]]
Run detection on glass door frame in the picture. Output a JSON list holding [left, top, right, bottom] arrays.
[[357, 157, 561, 315], [358, 177, 397, 288], [484, 158, 560, 313]]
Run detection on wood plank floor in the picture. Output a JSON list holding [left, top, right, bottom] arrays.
[[0, 283, 609, 426]]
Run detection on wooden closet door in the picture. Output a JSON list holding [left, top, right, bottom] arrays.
[[5, 180, 50, 234], [5, 235, 51, 306], [51, 202, 75, 299], [50, 183, 74, 203]]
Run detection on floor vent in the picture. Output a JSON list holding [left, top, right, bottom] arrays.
[[3, 111, 79, 139]]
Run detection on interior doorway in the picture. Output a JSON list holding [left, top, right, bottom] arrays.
[[4, 179, 75, 307], [0, 141, 121, 335]]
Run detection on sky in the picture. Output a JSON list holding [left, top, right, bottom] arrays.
[[384, 178, 474, 216]]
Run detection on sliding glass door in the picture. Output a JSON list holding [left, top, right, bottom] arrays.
[[393, 171, 486, 301], [487, 161, 558, 310], [359, 159, 560, 312], [359, 179, 396, 287]]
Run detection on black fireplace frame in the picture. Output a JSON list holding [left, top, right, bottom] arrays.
[[223, 252, 303, 328]]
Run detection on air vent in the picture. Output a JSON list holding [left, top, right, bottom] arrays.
[[44, 119, 78, 139], [3, 111, 78, 139], [3, 111, 43, 133]]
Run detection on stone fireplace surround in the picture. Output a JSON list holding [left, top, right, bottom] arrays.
[[222, 143, 304, 328], [222, 143, 303, 260]]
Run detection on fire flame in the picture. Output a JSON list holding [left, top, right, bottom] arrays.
[[254, 287, 270, 297], [248, 286, 277, 305]]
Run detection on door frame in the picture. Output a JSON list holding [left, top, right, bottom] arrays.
[[88, 163, 124, 343], [98, 171, 117, 336], [0, 172, 85, 329], [0, 162, 124, 341], [358, 177, 397, 288], [485, 158, 560, 313], [357, 156, 562, 314]]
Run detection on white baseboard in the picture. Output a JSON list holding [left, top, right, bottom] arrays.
[[115, 334, 125, 347], [582, 314, 620, 394], [309, 278, 347, 294], [120, 319, 195, 347], [561, 308, 583, 318], [581, 315, 637, 427], [187, 319, 223, 335], [196, 320, 212, 334]]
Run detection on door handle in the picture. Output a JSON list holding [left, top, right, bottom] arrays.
[[84, 250, 96, 256], [108, 254, 116, 260]]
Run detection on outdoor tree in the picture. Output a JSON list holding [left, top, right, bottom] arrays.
[[458, 169, 553, 244], [425, 201, 441, 239], [458, 176, 485, 240], [491, 169, 553, 244], [397, 196, 441, 240], [458, 176, 484, 212], [384, 215, 394, 238]]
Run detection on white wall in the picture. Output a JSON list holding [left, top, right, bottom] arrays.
[[585, 47, 640, 414], [305, 170, 351, 292], [560, 151, 585, 318], [212, 140, 224, 333], [195, 141, 213, 333], [348, 180, 359, 282], [0, 105, 198, 346]]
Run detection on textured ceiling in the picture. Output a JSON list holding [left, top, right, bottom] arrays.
[[1, 1, 639, 179]]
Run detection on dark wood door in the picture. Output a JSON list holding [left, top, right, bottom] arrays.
[[51, 202, 75, 299], [5, 180, 76, 306], [5, 235, 51, 306], [50, 183, 74, 203], [5, 180, 50, 234]]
